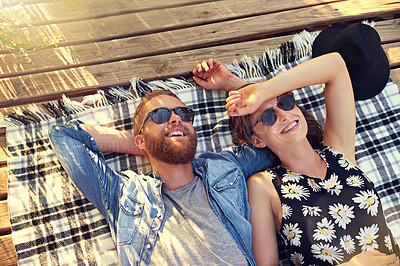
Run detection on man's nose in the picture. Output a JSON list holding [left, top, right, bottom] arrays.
[[169, 111, 182, 124]]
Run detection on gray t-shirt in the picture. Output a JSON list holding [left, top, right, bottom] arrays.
[[151, 176, 248, 265]]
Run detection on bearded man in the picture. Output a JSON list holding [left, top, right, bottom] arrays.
[[49, 61, 275, 265]]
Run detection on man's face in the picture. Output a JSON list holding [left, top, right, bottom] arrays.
[[140, 95, 197, 165]]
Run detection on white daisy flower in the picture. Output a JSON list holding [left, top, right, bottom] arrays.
[[356, 224, 379, 252], [302, 205, 322, 217], [338, 156, 357, 171], [318, 153, 329, 167], [311, 243, 344, 264], [329, 203, 355, 229], [281, 183, 310, 201], [340, 235, 356, 254], [307, 178, 321, 192], [327, 146, 341, 156], [352, 190, 379, 216], [265, 170, 276, 180], [384, 235, 393, 252], [282, 170, 303, 183], [319, 173, 343, 196], [282, 203, 293, 220], [282, 223, 303, 246], [313, 217, 336, 242], [290, 252, 304, 265], [346, 175, 364, 188]]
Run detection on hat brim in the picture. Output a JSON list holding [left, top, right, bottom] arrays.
[[351, 47, 389, 100], [312, 23, 390, 101]]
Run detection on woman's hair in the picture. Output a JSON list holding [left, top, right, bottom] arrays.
[[229, 105, 323, 160]]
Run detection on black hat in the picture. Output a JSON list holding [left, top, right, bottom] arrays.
[[312, 23, 389, 100]]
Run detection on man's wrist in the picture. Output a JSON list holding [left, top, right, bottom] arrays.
[[225, 75, 250, 92]]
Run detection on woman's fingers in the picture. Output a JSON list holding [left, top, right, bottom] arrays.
[[226, 97, 244, 116]]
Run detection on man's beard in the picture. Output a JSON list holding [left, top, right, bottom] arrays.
[[145, 127, 197, 165]]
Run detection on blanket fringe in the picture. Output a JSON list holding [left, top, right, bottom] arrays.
[[0, 30, 316, 127]]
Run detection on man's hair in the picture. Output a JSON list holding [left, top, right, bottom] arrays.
[[133, 90, 181, 136], [229, 105, 323, 161]]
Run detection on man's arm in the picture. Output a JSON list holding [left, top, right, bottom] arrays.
[[48, 120, 125, 217], [80, 124, 145, 155], [193, 58, 249, 92]]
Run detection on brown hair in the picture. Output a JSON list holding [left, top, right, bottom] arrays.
[[229, 105, 323, 159], [132, 89, 181, 136]]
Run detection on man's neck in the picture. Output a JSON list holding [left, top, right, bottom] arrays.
[[151, 161, 195, 191]]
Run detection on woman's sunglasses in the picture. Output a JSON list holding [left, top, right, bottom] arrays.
[[253, 93, 296, 128], [138, 107, 196, 134]]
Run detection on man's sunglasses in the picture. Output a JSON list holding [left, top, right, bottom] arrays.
[[253, 93, 296, 128], [138, 107, 196, 134]]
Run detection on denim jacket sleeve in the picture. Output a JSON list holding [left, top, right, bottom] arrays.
[[48, 119, 121, 218], [216, 144, 277, 179]]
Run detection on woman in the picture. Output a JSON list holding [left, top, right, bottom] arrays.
[[193, 53, 399, 265]]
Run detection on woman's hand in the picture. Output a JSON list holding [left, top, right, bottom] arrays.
[[225, 83, 266, 116], [342, 250, 399, 266], [192, 58, 248, 91]]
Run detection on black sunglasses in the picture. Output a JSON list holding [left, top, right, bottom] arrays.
[[253, 93, 296, 128], [138, 107, 195, 134]]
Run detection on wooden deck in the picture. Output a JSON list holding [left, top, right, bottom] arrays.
[[1, 0, 400, 264]]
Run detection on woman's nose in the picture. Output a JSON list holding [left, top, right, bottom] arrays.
[[276, 108, 291, 123]]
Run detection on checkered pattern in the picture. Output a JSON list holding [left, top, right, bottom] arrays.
[[5, 31, 400, 265]]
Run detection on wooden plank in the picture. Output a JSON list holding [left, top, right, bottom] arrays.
[[0, 0, 345, 53], [0, 1, 399, 79], [0, 17, 397, 80], [375, 18, 400, 43], [0, 34, 295, 109], [3, 0, 211, 10], [391, 68, 400, 86], [2, 32, 400, 110], [383, 43, 400, 68], [0, 201, 11, 235], [0, 129, 7, 167], [0, 167, 7, 201], [0, 234, 17, 266], [3, 0, 218, 25]]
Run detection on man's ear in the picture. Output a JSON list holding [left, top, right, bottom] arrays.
[[135, 135, 145, 150], [251, 134, 267, 148]]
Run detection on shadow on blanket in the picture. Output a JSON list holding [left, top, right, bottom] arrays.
[[2, 30, 400, 265]]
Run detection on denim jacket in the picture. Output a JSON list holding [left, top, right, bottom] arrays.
[[49, 120, 275, 265]]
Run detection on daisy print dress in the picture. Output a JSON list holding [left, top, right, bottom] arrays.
[[271, 146, 398, 265]]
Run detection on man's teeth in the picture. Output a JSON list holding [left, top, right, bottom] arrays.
[[167, 131, 184, 137], [282, 121, 298, 133]]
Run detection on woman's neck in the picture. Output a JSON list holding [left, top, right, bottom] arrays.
[[277, 142, 327, 180]]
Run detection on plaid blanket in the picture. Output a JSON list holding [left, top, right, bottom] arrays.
[[4, 30, 400, 265]]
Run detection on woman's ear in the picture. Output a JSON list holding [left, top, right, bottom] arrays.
[[251, 134, 267, 148], [135, 135, 145, 150]]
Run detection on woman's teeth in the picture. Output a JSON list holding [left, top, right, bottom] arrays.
[[282, 121, 298, 133]]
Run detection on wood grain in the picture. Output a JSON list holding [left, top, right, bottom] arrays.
[[0, 167, 7, 201], [0, 201, 11, 235], [3, 0, 342, 26], [0, 234, 17, 266], [1, 32, 399, 109]]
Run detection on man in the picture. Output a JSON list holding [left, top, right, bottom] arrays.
[[49, 60, 275, 265]]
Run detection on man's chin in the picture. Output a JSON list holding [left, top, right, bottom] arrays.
[[146, 130, 197, 165]]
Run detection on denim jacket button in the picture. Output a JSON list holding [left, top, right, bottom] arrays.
[[229, 182, 233, 186], [146, 243, 151, 249]]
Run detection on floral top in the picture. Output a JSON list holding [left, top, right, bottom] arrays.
[[270, 146, 398, 265]]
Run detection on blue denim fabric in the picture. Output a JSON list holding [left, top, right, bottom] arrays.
[[49, 120, 275, 265]]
